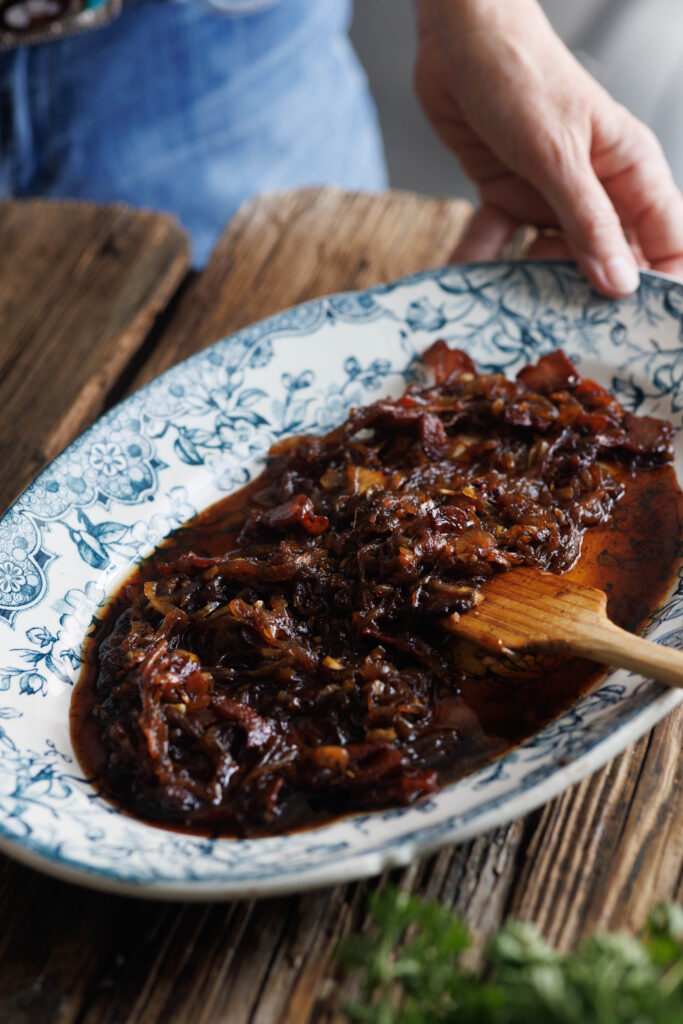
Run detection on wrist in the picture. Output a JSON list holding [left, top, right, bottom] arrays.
[[415, 0, 554, 48]]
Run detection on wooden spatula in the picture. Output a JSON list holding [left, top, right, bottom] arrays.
[[444, 566, 683, 689]]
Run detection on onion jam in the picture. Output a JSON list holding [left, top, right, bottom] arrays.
[[71, 343, 683, 837]]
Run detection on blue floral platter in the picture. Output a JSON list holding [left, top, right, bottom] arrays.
[[1, 260, 682, 900]]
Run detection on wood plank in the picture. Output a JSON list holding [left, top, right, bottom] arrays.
[[509, 703, 683, 947], [131, 186, 472, 386], [0, 199, 189, 512], [0, 197, 191, 1024]]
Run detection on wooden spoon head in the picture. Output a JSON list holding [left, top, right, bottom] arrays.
[[444, 567, 608, 654]]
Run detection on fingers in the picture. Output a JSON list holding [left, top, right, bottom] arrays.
[[449, 119, 683, 290], [533, 152, 640, 297], [450, 206, 519, 263], [598, 124, 683, 280], [636, 194, 683, 277]]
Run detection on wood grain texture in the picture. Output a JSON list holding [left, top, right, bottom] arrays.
[[510, 703, 683, 947], [0, 188, 680, 1024], [0, 199, 189, 511], [131, 187, 472, 387]]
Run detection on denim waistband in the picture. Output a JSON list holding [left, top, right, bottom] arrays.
[[0, 0, 386, 265]]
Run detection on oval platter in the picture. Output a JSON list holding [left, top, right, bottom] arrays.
[[1, 260, 682, 899]]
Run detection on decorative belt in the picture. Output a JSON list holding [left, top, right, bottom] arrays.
[[0, 0, 127, 48], [0, 0, 282, 48]]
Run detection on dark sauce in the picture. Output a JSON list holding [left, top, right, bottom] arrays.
[[70, 347, 683, 838]]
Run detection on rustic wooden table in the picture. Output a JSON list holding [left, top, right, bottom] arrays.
[[0, 189, 681, 1024]]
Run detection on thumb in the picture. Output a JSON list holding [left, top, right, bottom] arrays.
[[536, 159, 640, 297]]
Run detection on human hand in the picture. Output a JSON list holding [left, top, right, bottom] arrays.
[[414, 0, 683, 296]]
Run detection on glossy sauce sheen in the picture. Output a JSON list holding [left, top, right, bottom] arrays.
[[71, 465, 683, 832], [70, 348, 683, 838]]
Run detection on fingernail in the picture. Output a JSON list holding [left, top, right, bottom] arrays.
[[604, 257, 640, 296]]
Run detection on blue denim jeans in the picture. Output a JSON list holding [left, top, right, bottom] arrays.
[[0, 0, 387, 264]]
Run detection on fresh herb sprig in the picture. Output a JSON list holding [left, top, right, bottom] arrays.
[[339, 888, 683, 1024]]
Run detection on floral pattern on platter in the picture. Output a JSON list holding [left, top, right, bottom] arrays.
[[16, 406, 162, 520], [0, 261, 682, 897], [0, 508, 51, 619]]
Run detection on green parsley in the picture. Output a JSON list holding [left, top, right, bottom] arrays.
[[338, 888, 683, 1024]]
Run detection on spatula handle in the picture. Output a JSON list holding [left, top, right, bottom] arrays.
[[569, 621, 683, 690]]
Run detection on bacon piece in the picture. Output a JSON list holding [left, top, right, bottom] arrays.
[[344, 742, 404, 781], [573, 377, 622, 414], [517, 349, 578, 394], [420, 412, 449, 459], [159, 552, 222, 575], [503, 394, 559, 431], [428, 505, 471, 533], [620, 411, 674, 458], [395, 770, 439, 802], [422, 339, 476, 383], [256, 495, 329, 535], [374, 405, 423, 428]]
